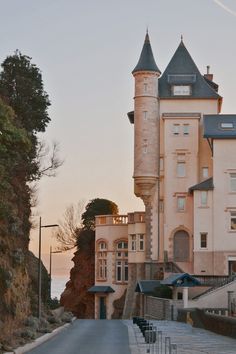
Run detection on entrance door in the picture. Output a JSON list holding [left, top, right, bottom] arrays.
[[229, 261, 236, 276], [99, 297, 106, 319], [173, 230, 189, 262]]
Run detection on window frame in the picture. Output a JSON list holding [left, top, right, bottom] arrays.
[[202, 167, 209, 179], [230, 173, 236, 193], [177, 196, 186, 212], [200, 233, 207, 249], [200, 191, 208, 207], [230, 211, 236, 231], [177, 161, 186, 177]]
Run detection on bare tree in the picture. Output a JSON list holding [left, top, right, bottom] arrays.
[[53, 201, 85, 251], [36, 140, 64, 178]]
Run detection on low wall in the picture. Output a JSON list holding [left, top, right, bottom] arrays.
[[178, 308, 236, 339], [145, 296, 183, 320]]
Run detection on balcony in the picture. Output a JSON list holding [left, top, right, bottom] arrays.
[[95, 215, 128, 226]]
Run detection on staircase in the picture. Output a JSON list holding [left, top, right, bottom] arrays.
[[193, 274, 236, 300]]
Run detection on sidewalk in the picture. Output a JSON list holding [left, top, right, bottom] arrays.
[[124, 320, 236, 354]]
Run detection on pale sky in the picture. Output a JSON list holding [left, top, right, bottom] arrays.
[[1, 0, 236, 276]]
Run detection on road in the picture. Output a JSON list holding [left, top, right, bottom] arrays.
[[27, 320, 131, 354]]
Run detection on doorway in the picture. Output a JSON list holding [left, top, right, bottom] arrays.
[[229, 261, 236, 276], [173, 230, 189, 262], [99, 297, 106, 319]]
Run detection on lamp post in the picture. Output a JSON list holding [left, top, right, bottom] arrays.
[[49, 246, 63, 299], [38, 217, 58, 319]]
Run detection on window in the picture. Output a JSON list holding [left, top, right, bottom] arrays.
[[177, 153, 185, 162], [183, 124, 189, 135], [143, 83, 148, 92], [177, 197, 186, 211], [201, 191, 208, 207], [202, 167, 209, 179], [143, 111, 148, 120], [160, 157, 164, 171], [99, 242, 107, 250], [173, 124, 180, 135], [177, 162, 186, 177], [230, 212, 236, 230], [97, 242, 107, 280], [230, 173, 236, 192], [138, 234, 144, 251], [130, 235, 136, 251], [200, 233, 207, 248], [172, 85, 191, 96], [220, 122, 234, 130], [116, 241, 128, 282], [160, 200, 164, 213]]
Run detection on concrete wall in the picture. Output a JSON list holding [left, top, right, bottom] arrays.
[[144, 296, 183, 321]]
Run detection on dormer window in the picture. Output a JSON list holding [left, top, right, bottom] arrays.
[[172, 85, 191, 96], [220, 122, 234, 130]]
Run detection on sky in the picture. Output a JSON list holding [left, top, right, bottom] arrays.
[[1, 0, 236, 277]]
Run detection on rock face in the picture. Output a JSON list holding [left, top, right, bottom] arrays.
[[60, 230, 95, 318]]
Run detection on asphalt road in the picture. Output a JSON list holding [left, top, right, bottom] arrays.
[[27, 319, 131, 354]]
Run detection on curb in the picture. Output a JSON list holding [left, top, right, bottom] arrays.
[[7, 318, 76, 354]]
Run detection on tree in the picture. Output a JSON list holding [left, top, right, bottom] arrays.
[[55, 198, 119, 250], [0, 50, 62, 181], [81, 198, 119, 230]]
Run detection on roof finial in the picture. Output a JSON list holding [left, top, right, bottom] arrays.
[[145, 26, 150, 42], [181, 34, 183, 42]]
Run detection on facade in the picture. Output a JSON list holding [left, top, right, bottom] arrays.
[[91, 33, 236, 319]]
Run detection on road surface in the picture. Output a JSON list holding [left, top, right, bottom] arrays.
[[27, 319, 131, 354]]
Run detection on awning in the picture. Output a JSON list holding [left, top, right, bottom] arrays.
[[161, 273, 201, 287], [135, 280, 161, 294], [88, 286, 115, 293]]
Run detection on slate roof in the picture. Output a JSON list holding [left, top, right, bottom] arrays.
[[161, 273, 201, 287], [132, 32, 161, 74], [88, 286, 115, 293], [159, 40, 221, 99], [189, 177, 214, 192], [135, 280, 161, 294], [204, 115, 236, 139]]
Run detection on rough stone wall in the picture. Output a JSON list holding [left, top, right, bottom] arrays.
[[60, 231, 95, 318]]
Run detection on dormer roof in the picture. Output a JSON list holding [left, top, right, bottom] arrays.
[[132, 32, 161, 75], [159, 40, 221, 99]]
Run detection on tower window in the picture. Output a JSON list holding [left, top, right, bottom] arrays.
[[177, 196, 186, 211], [202, 167, 209, 179], [230, 173, 236, 192], [200, 191, 208, 207], [183, 124, 189, 135], [230, 212, 236, 230], [200, 233, 207, 248], [173, 124, 180, 135], [177, 162, 186, 177], [143, 111, 148, 120]]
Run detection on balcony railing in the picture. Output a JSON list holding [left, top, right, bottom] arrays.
[[95, 215, 128, 226]]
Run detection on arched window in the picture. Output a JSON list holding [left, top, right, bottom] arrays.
[[173, 230, 189, 262], [115, 241, 128, 282], [97, 242, 107, 280]]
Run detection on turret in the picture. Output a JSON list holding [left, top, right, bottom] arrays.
[[132, 32, 161, 205]]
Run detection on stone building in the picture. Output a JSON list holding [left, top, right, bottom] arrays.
[[90, 32, 236, 319]]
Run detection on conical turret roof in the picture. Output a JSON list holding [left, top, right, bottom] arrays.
[[132, 32, 161, 74], [159, 40, 221, 99]]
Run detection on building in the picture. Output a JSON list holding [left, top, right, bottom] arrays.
[[90, 32, 236, 319]]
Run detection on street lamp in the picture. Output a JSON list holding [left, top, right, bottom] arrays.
[[49, 246, 63, 299], [38, 217, 59, 319]]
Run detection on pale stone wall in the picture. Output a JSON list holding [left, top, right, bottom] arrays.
[[95, 216, 128, 319], [211, 140, 236, 275], [193, 190, 214, 274]]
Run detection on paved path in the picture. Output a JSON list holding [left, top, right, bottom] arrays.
[[125, 320, 236, 354], [27, 320, 131, 354]]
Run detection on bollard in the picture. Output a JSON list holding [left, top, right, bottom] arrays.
[[165, 336, 171, 354], [170, 344, 177, 354], [157, 330, 162, 354]]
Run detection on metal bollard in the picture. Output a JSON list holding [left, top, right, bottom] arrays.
[[170, 344, 177, 354], [165, 336, 171, 354], [157, 330, 162, 354]]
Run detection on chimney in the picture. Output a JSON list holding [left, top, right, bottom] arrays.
[[204, 65, 213, 81]]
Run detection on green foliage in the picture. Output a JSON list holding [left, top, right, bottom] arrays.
[[81, 198, 119, 230], [0, 50, 50, 134], [47, 297, 60, 310]]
